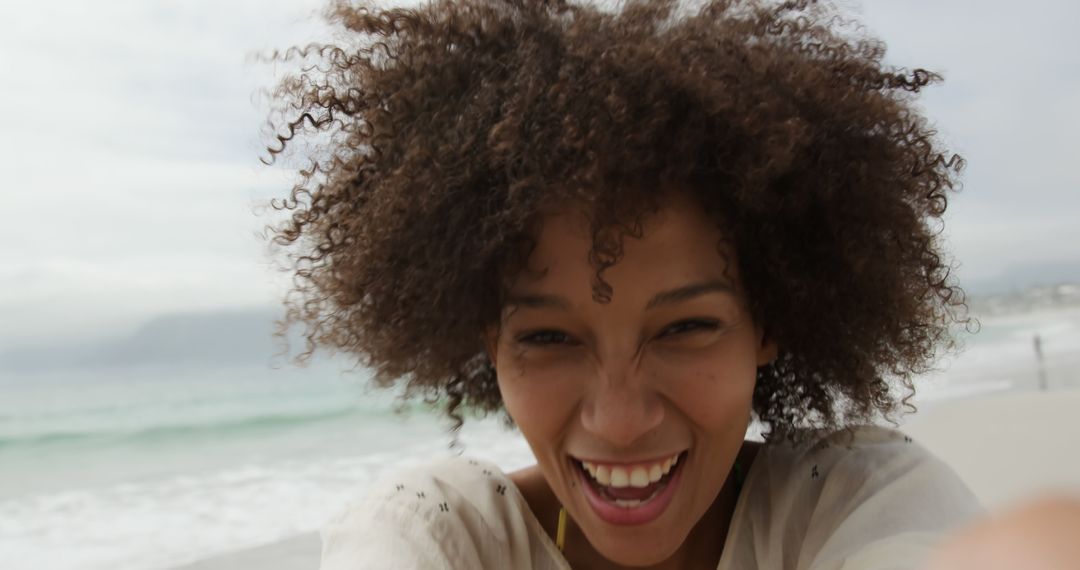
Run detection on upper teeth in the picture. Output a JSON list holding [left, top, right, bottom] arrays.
[[581, 453, 680, 488]]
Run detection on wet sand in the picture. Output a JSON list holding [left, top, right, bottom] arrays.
[[169, 533, 319, 570]]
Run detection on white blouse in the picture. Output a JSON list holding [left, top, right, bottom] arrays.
[[319, 426, 982, 569]]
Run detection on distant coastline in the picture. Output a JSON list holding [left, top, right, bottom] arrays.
[[969, 281, 1080, 317]]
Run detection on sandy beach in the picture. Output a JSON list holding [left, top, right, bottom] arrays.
[[170, 533, 320, 570], [903, 387, 1080, 510], [171, 387, 1080, 570]]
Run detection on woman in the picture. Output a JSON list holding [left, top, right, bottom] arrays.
[[265, 0, 987, 567]]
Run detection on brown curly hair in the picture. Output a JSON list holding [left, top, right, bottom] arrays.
[[263, 0, 968, 440]]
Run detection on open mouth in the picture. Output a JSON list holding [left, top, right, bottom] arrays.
[[569, 451, 689, 524]]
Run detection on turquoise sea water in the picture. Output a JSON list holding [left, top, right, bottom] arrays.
[[0, 364, 404, 499], [1, 308, 1077, 569]]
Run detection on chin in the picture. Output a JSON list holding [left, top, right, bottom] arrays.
[[588, 527, 685, 567]]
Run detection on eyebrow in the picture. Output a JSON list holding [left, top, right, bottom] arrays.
[[644, 280, 737, 309], [504, 279, 736, 312]]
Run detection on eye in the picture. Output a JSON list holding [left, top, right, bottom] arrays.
[[658, 318, 721, 338], [516, 329, 577, 346]]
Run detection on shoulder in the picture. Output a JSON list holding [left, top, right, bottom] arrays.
[[319, 457, 556, 570], [756, 425, 982, 517], [756, 425, 976, 483], [732, 426, 983, 570], [765, 425, 955, 484], [357, 456, 519, 523]]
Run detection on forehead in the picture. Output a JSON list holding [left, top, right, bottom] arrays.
[[512, 194, 739, 298]]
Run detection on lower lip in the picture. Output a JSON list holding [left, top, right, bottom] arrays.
[[575, 454, 685, 526]]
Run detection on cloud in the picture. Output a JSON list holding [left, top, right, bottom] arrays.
[[855, 0, 1080, 280], [0, 0, 1076, 353], [0, 0, 329, 347]]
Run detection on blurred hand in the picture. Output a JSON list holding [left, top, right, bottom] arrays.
[[922, 495, 1080, 570]]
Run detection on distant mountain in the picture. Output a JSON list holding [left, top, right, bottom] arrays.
[[6, 259, 1080, 373], [0, 307, 314, 372]]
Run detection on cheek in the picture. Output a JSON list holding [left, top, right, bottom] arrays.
[[650, 344, 758, 427], [495, 358, 584, 437]]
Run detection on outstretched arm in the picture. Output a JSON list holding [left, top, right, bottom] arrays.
[[922, 495, 1080, 570]]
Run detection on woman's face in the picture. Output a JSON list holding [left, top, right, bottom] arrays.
[[488, 194, 776, 565]]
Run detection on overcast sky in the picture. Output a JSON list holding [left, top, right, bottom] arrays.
[[1, 0, 1077, 351]]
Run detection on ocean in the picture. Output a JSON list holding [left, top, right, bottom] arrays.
[[2, 307, 1078, 570]]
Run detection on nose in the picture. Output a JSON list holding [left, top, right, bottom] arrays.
[[580, 362, 665, 449]]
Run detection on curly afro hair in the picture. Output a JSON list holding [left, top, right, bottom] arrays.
[[263, 0, 969, 441]]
